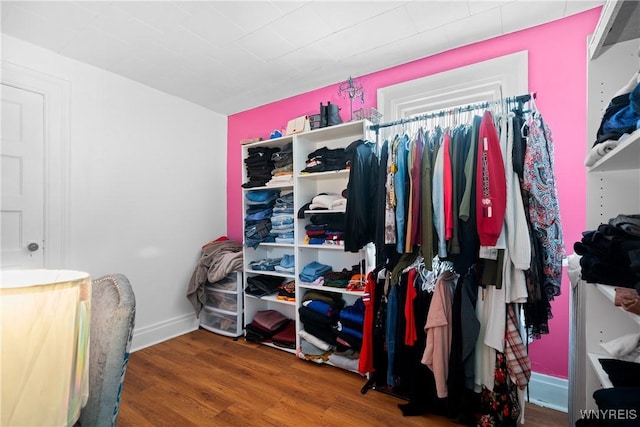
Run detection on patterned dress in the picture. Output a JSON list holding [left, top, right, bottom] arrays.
[[522, 112, 565, 300]]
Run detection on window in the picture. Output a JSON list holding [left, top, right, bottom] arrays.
[[376, 51, 528, 122]]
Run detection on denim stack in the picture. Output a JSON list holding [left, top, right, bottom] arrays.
[[299, 261, 332, 285], [270, 192, 294, 244], [242, 146, 280, 188], [249, 254, 294, 274], [275, 254, 295, 273], [244, 189, 279, 248]]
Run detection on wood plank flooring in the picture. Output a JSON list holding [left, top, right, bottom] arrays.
[[118, 329, 568, 426]]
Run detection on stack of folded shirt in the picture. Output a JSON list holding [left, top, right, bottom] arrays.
[[305, 224, 329, 245], [308, 213, 345, 232], [335, 298, 365, 351], [244, 189, 279, 248], [272, 321, 296, 349], [300, 147, 349, 173], [574, 214, 640, 289], [277, 280, 296, 302], [309, 193, 347, 211], [245, 309, 291, 342], [275, 254, 294, 273], [323, 267, 359, 289], [266, 142, 293, 187], [304, 223, 345, 246], [244, 274, 285, 297], [242, 146, 280, 188], [299, 329, 333, 363], [298, 290, 345, 348], [299, 261, 332, 285], [270, 192, 294, 243]]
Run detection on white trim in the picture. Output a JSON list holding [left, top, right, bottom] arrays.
[[130, 313, 199, 352], [528, 372, 569, 413], [377, 51, 529, 122], [1, 60, 71, 268]]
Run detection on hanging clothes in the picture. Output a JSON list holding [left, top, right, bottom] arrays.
[[394, 134, 410, 254], [522, 109, 566, 301], [476, 110, 506, 247], [406, 131, 424, 252], [421, 270, 458, 398], [364, 93, 561, 424], [420, 127, 436, 270], [344, 139, 378, 252], [375, 140, 390, 265]]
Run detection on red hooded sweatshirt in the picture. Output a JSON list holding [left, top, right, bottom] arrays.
[[476, 110, 506, 246]]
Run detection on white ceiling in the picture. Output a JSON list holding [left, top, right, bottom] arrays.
[[1, 0, 603, 115]]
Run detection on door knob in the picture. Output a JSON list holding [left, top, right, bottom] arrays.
[[27, 242, 39, 252]]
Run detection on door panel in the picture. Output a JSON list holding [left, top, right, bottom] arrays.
[[1, 84, 45, 269]]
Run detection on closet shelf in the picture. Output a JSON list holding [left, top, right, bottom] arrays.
[[588, 129, 640, 172], [298, 283, 364, 296], [587, 352, 614, 389], [589, 0, 640, 60], [298, 243, 346, 250], [242, 136, 292, 149], [261, 341, 297, 354], [243, 269, 295, 279], [242, 183, 293, 191], [595, 283, 640, 325], [304, 209, 346, 215], [296, 120, 367, 143], [245, 293, 296, 306], [297, 169, 350, 179], [255, 242, 295, 249]]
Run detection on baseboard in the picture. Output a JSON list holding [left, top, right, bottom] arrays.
[[130, 313, 199, 352], [528, 372, 568, 413]]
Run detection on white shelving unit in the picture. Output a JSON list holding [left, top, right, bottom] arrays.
[[241, 135, 297, 353], [569, 4, 640, 422], [241, 120, 374, 366]]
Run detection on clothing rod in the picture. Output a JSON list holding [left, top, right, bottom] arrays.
[[369, 92, 536, 132]]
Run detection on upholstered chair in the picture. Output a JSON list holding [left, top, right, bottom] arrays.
[[78, 274, 136, 427]]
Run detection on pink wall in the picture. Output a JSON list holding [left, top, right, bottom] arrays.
[[228, 9, 601, 379]]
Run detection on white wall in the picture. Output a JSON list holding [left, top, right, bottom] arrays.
[[1, 35, 228, 350]]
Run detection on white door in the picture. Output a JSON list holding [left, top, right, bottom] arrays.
[[1, 83, 45, 269]]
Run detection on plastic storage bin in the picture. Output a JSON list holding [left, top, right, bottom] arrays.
[[199, 271, 243, 338]]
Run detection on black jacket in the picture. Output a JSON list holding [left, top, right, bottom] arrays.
[[344, 139, 378, 252]]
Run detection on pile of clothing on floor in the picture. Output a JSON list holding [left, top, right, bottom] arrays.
[[186, 237, 243, 316]]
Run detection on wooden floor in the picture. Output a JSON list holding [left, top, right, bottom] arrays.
[[118, 329, 568, 426]]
